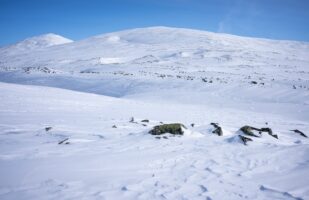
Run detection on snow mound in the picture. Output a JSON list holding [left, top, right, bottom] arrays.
[[183, 128, 204, 138], [2, 33, 73, 52]]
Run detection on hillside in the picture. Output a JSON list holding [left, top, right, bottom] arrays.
[[0, 27, 308, 200]]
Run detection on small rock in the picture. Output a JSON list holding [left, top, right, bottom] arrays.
[[210, 123, 223, 136], [45, 127, 52, 132], [141, 119, 149, 123], [112, 125, 117, 128], [58, 138, 69, 145], [260, 127, 278, 139], [290, 129, 307, 138]]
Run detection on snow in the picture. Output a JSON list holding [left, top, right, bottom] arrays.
[[0, 26, 309, 199], [0, 33, 72, 54], [99, 57, 129, 64]]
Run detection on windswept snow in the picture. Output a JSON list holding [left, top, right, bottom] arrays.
[[0, 27, 309, 200]]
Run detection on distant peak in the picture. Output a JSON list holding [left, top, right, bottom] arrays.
[[6, 33, 73, 51]]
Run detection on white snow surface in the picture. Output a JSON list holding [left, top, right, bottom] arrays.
[[0, 33, 72, 55], [0, 26, 309, 200]]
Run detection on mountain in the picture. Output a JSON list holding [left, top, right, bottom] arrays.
[[0, 27, 308, 200], [0, 27, 308, 117], [0, 33, 73, 56]]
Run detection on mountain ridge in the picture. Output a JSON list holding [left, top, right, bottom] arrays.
[[2, 26, 309, 51]]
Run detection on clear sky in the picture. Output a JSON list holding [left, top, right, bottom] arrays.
[[1, 0, 309, 46]]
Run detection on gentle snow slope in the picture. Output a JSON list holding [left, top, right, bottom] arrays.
[[0, 82, 308, 200]]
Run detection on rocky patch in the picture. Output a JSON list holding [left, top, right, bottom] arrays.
[[149, 123, 186, 135]]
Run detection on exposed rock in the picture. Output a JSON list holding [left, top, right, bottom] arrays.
[[290, 129, 307, 138], [149, 123, 186, 135], [191, 123, 195, 127], [129, 117, 138, 124], [45, 127, 52, 132], [58, 138, 69, 145], [239, 135, 253, 145], [112, 125, 117, 128], [251, 81, 258, 84], [210, 123, 223, 136], [141, 119, 149, 123], [240, 126, 261, 137], [240, 125, 277, 139], [260, 127, 278, 139]]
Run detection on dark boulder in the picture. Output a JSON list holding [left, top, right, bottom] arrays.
[[240, 126, 278, 139], [240, 126, 261, 137], [45, 127, 52, 132], [210, 123, 223, 136], [149, 123, 186, 135]]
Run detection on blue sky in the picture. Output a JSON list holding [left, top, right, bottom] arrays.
[[0, 0, 309, 46]]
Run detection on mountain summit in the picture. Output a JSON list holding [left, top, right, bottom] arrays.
[[1, 33, 73, 53]]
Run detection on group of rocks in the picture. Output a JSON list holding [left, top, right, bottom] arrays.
[[147, 122, 307, 145], [238, 125, 278, 145], [44, 118, 307, 146]]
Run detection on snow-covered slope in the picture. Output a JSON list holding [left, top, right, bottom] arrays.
[[1, 27, 308, 119], [0, 82, 308, 200], [0, 33, 72, 56], [0, 27, 309, 199]]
